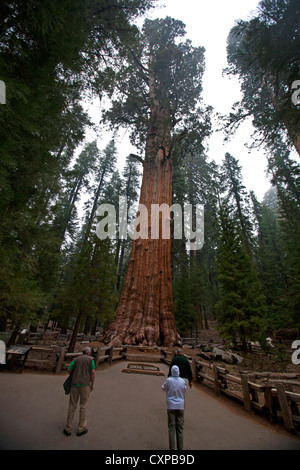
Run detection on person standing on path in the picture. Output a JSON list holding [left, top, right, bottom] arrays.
[[169, 349, 193, 388], [162, 365, 187, 451], [63, 346, 95, 437]]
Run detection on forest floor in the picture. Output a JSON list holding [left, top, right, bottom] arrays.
[[1, 358, 300, 450]]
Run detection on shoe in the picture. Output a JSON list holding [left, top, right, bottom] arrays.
[[63, 429, 71, 436], [77, 428, 88, 436]]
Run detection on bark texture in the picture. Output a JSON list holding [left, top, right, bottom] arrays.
[[103, 152, 179, 347], [103, 85, 180, 346]]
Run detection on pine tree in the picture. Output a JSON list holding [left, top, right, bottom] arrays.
[[250, 190, 291, 331], [0, 0, 154, 335], [65, 140, 119, 351], [215, 201, 266, 348], [171, 145, 219, 333], [221, 153, 254, 257], [54, 141, 99, 244], [267, 150, 300, 329], [115, 155, 141, 291], [225, 0, 300, 155]]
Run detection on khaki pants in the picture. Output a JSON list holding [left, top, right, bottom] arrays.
[[65, 386, 90, 433], [167, 410, 184, 450]]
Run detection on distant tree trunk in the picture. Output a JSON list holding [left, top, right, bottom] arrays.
[[68, 310, 82, 353], [196, 304, 203, 330], [115, 238, 126, 291], [0, 313, 7, 331], [103, 76, 180, 347], [7, 328, 19, 347]]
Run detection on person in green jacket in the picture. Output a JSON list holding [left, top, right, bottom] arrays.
[[63, 346, 95, 437], [169, 349, 193, 388]]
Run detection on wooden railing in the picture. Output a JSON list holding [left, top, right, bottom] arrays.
[[190, 357, 300, 434], [161, 350, 300, 434], [55, 345, 124, 373]]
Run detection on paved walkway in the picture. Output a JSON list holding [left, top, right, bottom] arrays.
[[0, 361, 300, 450]]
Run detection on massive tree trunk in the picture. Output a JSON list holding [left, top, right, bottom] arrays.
[[103, 75, 180, 347]]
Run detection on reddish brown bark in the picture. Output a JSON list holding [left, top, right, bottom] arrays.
[[103, 150, 179, 347], [103, 74, 180, 347]]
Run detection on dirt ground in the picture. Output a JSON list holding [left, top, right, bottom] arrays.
[[4, 321, 300, 446], [1, 360, 300, 450]]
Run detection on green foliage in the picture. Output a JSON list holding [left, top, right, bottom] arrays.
[[0, 0, 154, 331], [215, 202, 266, 345], [173, 266, 197, 336], [267, 151, 300, 330], [171, 147, 219, 331], [103, 16, 210, 153], [224, 0, 300, 152], [51, 236, 118, 333]]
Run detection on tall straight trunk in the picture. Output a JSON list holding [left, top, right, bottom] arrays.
[[68, 309, 83, 353], [103, 152, 179, 346], [103, 79, 180, 347]]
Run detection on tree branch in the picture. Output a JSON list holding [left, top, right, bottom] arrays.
[[129, 153, 144, 165], [130, 49, 149, 83]]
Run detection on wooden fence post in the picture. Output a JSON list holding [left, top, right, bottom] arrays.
[[56, 347, 66, 374], [108, 345, 114, 364], [263, 387, 275, 423], [191, 358, 197, 383], [95, 347, 102, 368], [241, 373, 251, 411], [122, 345, 127, 360], [276, 382, 295, 433], [248, 374, 259, 402], [213, 365, 220, 396]]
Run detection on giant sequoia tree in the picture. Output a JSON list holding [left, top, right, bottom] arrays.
[[102, 17, 208, 346]]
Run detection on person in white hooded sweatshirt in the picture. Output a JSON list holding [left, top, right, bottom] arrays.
[[162, 365, 187, 450]]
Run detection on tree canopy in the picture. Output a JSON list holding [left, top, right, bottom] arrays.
[[225, 0, 300, 155]]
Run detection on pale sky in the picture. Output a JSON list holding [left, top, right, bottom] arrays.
[[86, 0, 272, 201]]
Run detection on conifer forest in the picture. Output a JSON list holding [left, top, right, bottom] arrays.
[[0, 0, 299, 351]]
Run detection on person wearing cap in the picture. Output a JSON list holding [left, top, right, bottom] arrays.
[[162, 365, 187, 450], [168, 349, 193, 388], [63, 346, 95, 437]]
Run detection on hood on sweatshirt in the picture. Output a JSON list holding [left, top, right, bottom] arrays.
[[171, 365, 180, 377]]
